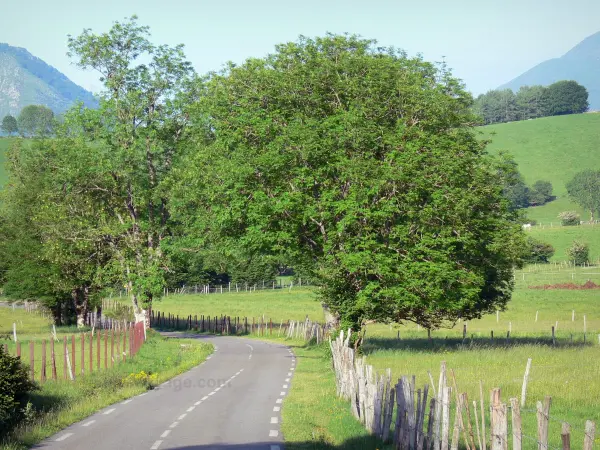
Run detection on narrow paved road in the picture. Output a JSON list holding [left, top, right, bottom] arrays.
[[34, 334, 296, 450]]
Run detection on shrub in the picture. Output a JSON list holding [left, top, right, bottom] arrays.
[[558, 211, 580, 226], [524, 237, 555, 263], [567, 240, 590, 266], [0, 346, 36, 437]]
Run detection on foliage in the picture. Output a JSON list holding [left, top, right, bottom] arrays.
[[566, 170, 600, 221], [529, 180, 553, 206], [543, 80, 589, 116], [474, 81, 588, 125], [1, 115, 18, 136], [0, 346, 37, 438], [566, 240, 589, 265], [17, 105, 55, 137], [523, 237, 555, 263], [558, 211, 581, 226], [172, 34, 525, 331]]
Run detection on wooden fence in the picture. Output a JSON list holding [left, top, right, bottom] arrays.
[[330, 330, 596, 450], [150, 310, 329, 343], [1, 322, 146, 384]]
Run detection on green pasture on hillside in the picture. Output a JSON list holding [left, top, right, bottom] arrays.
[[0, 137, 11, 186], [483, 113, 600, 223], [527, 224, 600, 262]]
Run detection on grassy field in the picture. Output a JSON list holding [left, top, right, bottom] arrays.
[[150, 288, 324, 322], [0, 137, 13, 187], [526, 224, 600, 262], [483, 113, 600, 223]]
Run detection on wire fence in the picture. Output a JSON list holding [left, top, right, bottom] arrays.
[[330, 331, 597, 450]]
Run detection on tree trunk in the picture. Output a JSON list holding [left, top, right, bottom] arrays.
[[72, 287, 89, 328]]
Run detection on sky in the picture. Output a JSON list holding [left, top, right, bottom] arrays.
[[1, 0, 600, 96]]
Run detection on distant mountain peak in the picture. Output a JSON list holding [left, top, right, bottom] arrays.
[[0, 43, 97, 119], [498, 31, 600, 110]]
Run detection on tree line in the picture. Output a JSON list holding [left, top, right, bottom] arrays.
[[474, 80, 589, 125], [0, 18, 526, 332], [1, 105, 56, 137]]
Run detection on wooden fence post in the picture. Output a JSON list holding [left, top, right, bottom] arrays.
[[41, 340, 47, 383], [63, 336, 68, 380], [536, 396, 552, 450], [561, 422, 571, 450], [104, 330, 108, 369], [89, 332, 93, 372], [480, 381, 487, 450], [111, 329, 114, 368], [97, 331, 100, 370], [16, 342, 21, 358], [510, 398, 522, 450], [81, 333, 85, 375], [584, 421, 595, 450], [122, 327, 127, 361], [491, 388, 507, 450], [521, 358, 532, 407], [29, 341, 34, 381], [51, 339, 57, 381], [71, 335, 76, 379]]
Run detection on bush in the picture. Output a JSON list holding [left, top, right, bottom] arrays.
[[567, 240, 589, 266], [529, 180, 553, 205], [558, 211, 580, 226], [524, 237, 555, 263], [0, 346, 36, 437]]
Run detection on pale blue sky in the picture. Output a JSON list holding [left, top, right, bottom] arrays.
[[1, 0, 599, 96]]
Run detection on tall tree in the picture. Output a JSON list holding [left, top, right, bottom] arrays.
[[566, 170, 600, 221], [1, 115, 18, 136], [173, 34, 525, 331], [17, 105, 55, 137], [543, 80, 589, 116], [65, 16, 197, 324], [515, 85, 547, 120]]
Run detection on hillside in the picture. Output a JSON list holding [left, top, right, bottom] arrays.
[[483, 113, 600, 223], [498, 31, 600, 110], [0, 43, 97, 119]]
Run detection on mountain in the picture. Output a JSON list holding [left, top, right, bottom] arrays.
[[498, 31, 600, 110], [0, 43, 97, 119]]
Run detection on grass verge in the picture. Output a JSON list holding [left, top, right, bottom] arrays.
[[1, 330, 212, 450]]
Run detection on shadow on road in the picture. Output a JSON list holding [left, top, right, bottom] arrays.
[[166, 436, 389, 449]]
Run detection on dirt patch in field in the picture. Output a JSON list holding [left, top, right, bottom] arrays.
[[528, 280, 600, 290]]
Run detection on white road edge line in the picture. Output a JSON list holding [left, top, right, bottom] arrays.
[[283, 384, 288, 389], [280, 391, 286, 395], [82, 420, 95, 427], [187, 406, 195, 412], [273, 406, 281, 412], [150, 440, 163, 449], [169, 421, 179, 428], [269, 430, 279, 437], [285, 378, 290, 382], [121, 399, 132, 404], [276, 398, 283, 404], [160, 430, 171, 438], [55, 433, 73, 441], [103, 408, 116, 415], [201, 395, 209, 400], [178, 414, 187, 420], [271, 417, 279, 424], [195, 401, 202, 406]]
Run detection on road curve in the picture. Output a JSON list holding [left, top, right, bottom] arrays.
[[34, 334, 296, 450]]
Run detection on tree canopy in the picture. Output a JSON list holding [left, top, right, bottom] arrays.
[[17, 105, 55, 137], [1, 115, 18, 135], [566, 170, 600, 221], [171, 34, 525, 330]]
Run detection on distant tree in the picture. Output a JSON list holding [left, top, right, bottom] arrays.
[[1, 115, 18, 136], [543, 80, 588, 116], [558, 211, 581, 226], [524, 237, 555, 263], [566, 170, 600, 221], [495, 153, 530, 209], [17, 105, 55, 137], [567, 240, 589, 265], [515, 85, 547, 120], [529, 180, 553, 205]]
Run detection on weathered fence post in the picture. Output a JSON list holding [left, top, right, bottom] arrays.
[[561, 422, 571, 450], [510, 398, 522, 450], [584, 421, 595, 450], [521, 358, 532, 407], [536, 396, 551, 450]]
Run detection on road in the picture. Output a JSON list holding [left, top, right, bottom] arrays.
[[34, 334, 296, 450]]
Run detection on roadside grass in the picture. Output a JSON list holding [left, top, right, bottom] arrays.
[[0, 137, 12, 187], [150, 288, 324, 322], [1, 330, 212, 450], [0, 306, 70, 341], [526, 225, 600, 262]]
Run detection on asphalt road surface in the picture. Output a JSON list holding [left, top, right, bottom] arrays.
[[34, 333, 296, 450]]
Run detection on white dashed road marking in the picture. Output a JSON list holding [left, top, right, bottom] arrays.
[[103, 408, 116, 415], [201, 395, 209, 400], [283, 384, 288, 389], [195, 400, 202, 405], [150, 440, 163, 449], [273, 406, 281, 412], [276, 398, 283, 404], [82, 420, 95, 427], [280, 391, 286, 396], [269, 430, 279, 437], [160, 430, 171, 438], [271, 417, 279, 424], [285, 378, 290, 382], [55, 433, 73, 442], [169, 421, 179, 428], [121, 399, 132, 404], [187, 406, 195, 412], [178, 413, 187, 420]]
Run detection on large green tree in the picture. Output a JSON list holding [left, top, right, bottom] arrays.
[[64, 17, 198, 324], [566, 170, 600, 221], [543, 80, 588, 116], [1, 115, 18, 136], [173, 34, 525, 331], [17, 105, 55, 137]]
